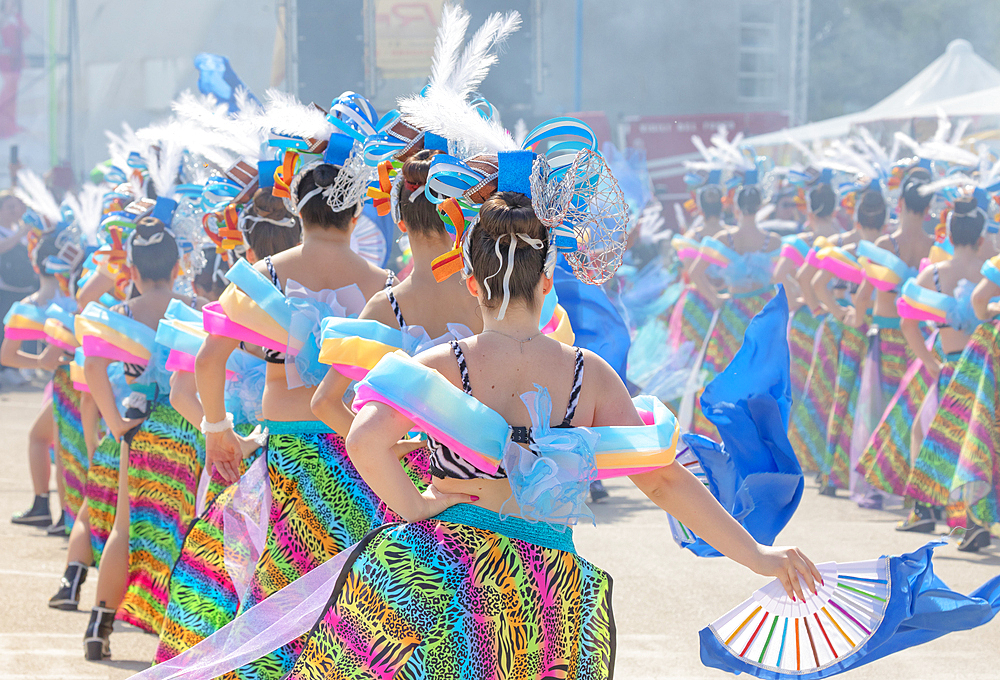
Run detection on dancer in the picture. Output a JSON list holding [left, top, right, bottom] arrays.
[[80, 213, 206, 659], [789, 187, 886, 473], [871, 198, 991, 534], [2, 229, 75, 530], [824, 167, 934, 502], [687, 171, 779, 438], [154, 179, 301, 663]]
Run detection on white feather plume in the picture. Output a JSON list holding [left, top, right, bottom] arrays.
[[14, 170, 62, 224], [447, 11, 520, 102], [139, 130, 185, 200], [428, 4, 470, 92], [263, 88, 334, 141], [63, 184, 105, 246]]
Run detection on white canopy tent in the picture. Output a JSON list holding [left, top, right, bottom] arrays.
[[746, 39, 1000, 146]]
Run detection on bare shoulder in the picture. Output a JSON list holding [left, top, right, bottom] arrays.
[[578, 348, 642, 427], [358, 290, 398, 327], [874, 231, 898, 251], [413, 342, 463, 389]]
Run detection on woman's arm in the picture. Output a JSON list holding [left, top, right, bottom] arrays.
[[0, 221, 29, 255], [810, 269, 847, 322], [195, 333, 243, 482], [795, 262, 822, 314], [972, 277, 1000, 320], [587, 357, 821, 600], [843, 279, 874, 328], [0, 336, 38, 369], [689, 256, 724, 308], [901, 317, 939, 378], [75, 270, 115, 309], [347, 401, 472, 521], [771, 256, 801, 302], [311, 367, 357, 437], [169, 371, 203, 427], [83, 356, 139, 440]]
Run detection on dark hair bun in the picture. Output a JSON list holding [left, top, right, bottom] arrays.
[[808, 183, 837, 218], [736, 185, 762, 214], [901, 169, 933, 214], [953, 197, 977, 215], [856, 189, 887, 231], [949, 197, 986, 247], [698, 185, 723, 218], [313, 163, 337, 188], [401, 149, 439, 186], [135, 216, 167, 237], [251, 186, 290, 220]]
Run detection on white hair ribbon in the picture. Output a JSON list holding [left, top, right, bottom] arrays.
[[482, 232, 544, 320]]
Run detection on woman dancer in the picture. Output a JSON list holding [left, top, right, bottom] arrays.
[[871, 199, 992, 535], [154, 181, 302, 663], [80, 215, 206, 659], [789, 188, 886, 473], [283, 191, 819, 680], [3, 230, 75, 530], [687, 176, 780, 439], [194, 156, 422, 679], [824, 167, 934, 502]]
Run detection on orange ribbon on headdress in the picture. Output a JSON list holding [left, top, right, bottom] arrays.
[[92, 226, 128, 277], [841, 192, 856, 213], [203, 204, 243, 252], [366, 160, 400, 216], [887, 165, 905, 191], [936, 208, 950, 240], [430, 198, 468, 282], [794, 187, 807, 210], [272, 151, 300, 200], [683, 191, 697, 215]]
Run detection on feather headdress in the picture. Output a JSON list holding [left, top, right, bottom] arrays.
[[13, 170, 62, 226]]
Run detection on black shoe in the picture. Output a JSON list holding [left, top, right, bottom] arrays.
[[84, 603, 115, 660], [46, 511, 67, 536], [897, 503, 936, 533], [590, 480, 609, 503], [49, 562, 88, 610], [957, 526, 992, 553], [818, 484, 837, 497], [11, 494, 51, 526]]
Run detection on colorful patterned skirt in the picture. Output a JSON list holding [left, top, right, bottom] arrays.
[[787, 315, 843, 472], [826, 320, 911, 489], [286, 504, 615, 680], [787, 307, 825, 401], [117, 394, 206, 635], [691, 286, 776, 440], [52, 364, 87, 532], [85, 432, 123, 566], [228, 420, 431, 680], [947, 322, 1000, 533], [155, 427, 302, 665], [855, 334, 941, 499], [667, 285, 717, 354], [906, 323, 1000, 531]]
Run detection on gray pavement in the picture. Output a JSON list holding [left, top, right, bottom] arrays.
[[1, 386, 997, 679]]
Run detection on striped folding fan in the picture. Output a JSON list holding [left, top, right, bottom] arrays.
[[704, 558, 889, 674]]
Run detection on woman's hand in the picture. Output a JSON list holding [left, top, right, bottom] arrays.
[[925, 358, 943, 382], [110, 416, 144, 442], [842, 306, 861, 328], [38, 345, 70, 372], [403, 484, 476, 523], [206, 428, 244, 483], [752, 545, 823, 602]]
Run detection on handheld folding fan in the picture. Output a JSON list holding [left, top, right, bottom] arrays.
[[704, 558, 889, 674]]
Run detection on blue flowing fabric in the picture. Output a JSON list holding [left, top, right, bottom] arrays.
[[553, 258, 630, 383], [681, 286, 804, 557], [699, 541, 1000, 679], [194, 53, 260, 113]]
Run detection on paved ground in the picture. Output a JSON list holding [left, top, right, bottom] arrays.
[[1, 385, 997, 679]]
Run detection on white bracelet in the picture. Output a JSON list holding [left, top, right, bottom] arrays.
[[200, 413, 234, 434]]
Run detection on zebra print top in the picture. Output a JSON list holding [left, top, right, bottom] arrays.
[[427, 340, 585, 480], [262, 256, 286, 364]]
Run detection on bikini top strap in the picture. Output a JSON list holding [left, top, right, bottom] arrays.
[[264, 256, 280, 289], [384, 277, 406, 329], [450, 340, 472, 395], [888, 233, 900, 256], [122, 303, 133, 319], [932, 263, 942, 293], [560, 347, 585, 427]]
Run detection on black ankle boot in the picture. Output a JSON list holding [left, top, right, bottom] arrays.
[[958, 526, 992, 553], [590, 480, 609, 502], [49, 562, 88, 610], [11, 494, 51, 526], [84, 603, 115, 660], [897, 503, 936, 533], [46, 510, 67, 536]]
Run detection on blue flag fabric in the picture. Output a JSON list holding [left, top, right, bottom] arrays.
[[699, 541, 1000, 678], [194, 53, 260, 113], [680, 286, 804, 557], [553, 258, 630, 383]]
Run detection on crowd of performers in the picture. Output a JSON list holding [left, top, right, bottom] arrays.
[[3, 7, 999, 679]]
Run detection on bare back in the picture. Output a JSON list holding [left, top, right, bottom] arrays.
[[361, 274, 483, 337]]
